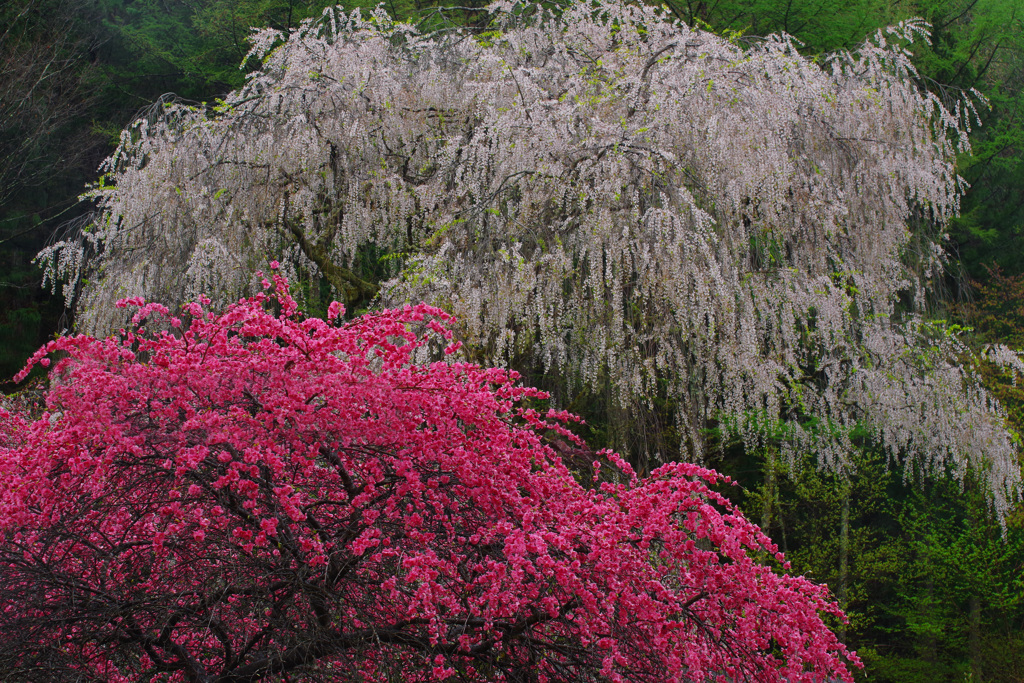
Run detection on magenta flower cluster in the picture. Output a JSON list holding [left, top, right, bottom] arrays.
[[0, 275, 859, 681]]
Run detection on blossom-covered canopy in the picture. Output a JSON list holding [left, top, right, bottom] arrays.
[[0, 276, 858, 681], [40, 0, 1020, 511]]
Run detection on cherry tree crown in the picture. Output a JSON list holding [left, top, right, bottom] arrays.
[[38, 0, 1021, 511]]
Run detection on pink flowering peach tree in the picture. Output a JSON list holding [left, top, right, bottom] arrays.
[[0, 273, 859, 682]]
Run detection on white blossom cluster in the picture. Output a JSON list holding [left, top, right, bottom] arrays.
[[42, 0, 1020, 512]]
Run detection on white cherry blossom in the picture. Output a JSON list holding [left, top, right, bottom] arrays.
[[40, 0, 1020, 515]]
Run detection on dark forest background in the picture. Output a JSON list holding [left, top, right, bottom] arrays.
[[2, 0, 1023, 679]]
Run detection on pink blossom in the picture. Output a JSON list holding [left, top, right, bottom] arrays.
[[0, 278, 859, 682]]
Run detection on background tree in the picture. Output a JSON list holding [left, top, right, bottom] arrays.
[[909, 0, 1024, 278], [731, 447, 1024, 683], [40, 0, 1022, 510], [661, 0, 898, 52], [0, 0, 109, 378], [0, 0, 103, 210], [0, 273, 860, 682]]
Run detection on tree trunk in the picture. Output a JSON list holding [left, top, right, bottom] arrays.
[[969, 593, 982, 682], [838, 480, 850, 643], [761, 450, 776, 533]]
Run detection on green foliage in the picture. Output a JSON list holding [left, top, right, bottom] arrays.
[[952, 266, 1024, 435], [955, 266, 1024, 348], [91, 0, 499, 102], [663, 0, 899, 52], [724, 447, 1024, 683], [910, 0, 1024, 279], [871, 478, 1024, 683], [95, 0, 362, 98]]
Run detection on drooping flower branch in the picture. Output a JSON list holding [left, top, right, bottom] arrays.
[[39, 0, 1019, 511]]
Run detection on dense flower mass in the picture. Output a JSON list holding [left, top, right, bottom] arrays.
[[38, 0, 1022, 509], [0, 277, 858, 682]]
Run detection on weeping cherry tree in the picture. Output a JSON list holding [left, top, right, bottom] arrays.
[[39, 0, 1022, 513]]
